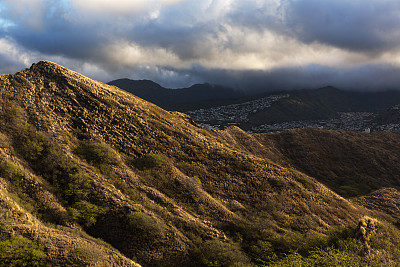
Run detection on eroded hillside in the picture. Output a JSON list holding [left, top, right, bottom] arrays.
[[1, 61, 400, 266]]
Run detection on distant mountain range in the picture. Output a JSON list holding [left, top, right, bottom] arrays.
[[108, 78, 245, 111], [109, 79, 400, 132]]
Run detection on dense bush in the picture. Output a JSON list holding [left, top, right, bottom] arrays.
[[247, 240, 276, 265], [2, 104, 28, 132], [128, 212, 167, 243], [131, 153, 164, 170], [0, 160, 25, 185], [197, 239, 252, 267], [267, 248, 363, 267], [68, 201, 108, 228], [0, 234, 47, 267], [2, 104, 76, 181], [75, 140, 120, 168], [64, 172, 93, 203]]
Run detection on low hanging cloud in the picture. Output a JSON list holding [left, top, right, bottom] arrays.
[[1, 0, 400, 92], [158, 63, 400, 92]]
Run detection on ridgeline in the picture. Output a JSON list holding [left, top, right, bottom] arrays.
[[1, 61, 400, 266]]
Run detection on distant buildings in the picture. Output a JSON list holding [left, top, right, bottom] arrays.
[[185, 95, 400, 133]]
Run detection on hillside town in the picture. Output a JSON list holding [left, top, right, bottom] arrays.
[[186, 98, 400, 133], [186, 94, 289, 129], [250, 112, 376, 132]]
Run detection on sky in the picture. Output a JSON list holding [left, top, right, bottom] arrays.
[[1, 0, 400, 92]]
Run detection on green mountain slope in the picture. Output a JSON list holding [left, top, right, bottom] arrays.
[[245, 87, 400, 127], [1, 61, 400, 266]]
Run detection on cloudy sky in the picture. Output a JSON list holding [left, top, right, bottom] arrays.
[[1, 0, 400, 92]]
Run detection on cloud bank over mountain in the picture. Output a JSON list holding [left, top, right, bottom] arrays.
[[1, 0, 400, 91]]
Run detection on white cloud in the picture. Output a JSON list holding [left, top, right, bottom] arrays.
[[102, 41, 186, 70], [3, 0, 400, 90], [0, 37, 34, 66], [69, 0, 187, 18], [2, 0, 48, 31]]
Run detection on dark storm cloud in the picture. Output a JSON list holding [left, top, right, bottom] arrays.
[[130, 23, 218, 61], [1, 1, 108, 60], [227, 0, 400, 54], [167, 63, 400, 92], [283, 0, 400, 53], [2, 0, 400, 92]]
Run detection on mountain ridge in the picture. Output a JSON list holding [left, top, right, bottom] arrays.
[[108, 78, 245, 111], [109, 77, 400, 132], [1, 61, 400, 266]]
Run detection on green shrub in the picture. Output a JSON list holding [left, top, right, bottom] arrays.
[[128, 212, 167, 242], [69, 246, 102, 265], [269, 176, 285, 188], [75, 140, 120, 174], [68, 201, 108, 228], [64, 172, 93, 203], [0, 160, 25, 184], [0, 236, 47, 267], [131, 153, 164, 170], [267, 248, 364, 267], [248, 240, 276, 265], [75, 140, 120, 166], [298, 177, 313, 189], [197, 239, 251, 267], [2, 105, 28, 133]]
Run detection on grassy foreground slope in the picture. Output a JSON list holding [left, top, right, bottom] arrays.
[[0, 61, 400, 266]]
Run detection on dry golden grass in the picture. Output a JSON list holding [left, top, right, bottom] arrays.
[[0, 61, 399, 266]]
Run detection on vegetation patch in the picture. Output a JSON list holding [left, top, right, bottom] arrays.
[[68, 201, 108, 228], [0, 160, 25, 185], [130, 153, 164, 170], [0, 224, 47, 267], [269, 176, 286, 188], [197, 239, 251, 267], [68, 246, 102, 265], [128, 212, 167, 243], [64, 172, 94, 203], [75, 140, 121, 174]]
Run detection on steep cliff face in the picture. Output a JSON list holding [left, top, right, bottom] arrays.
[[0, 61, 396, 266]]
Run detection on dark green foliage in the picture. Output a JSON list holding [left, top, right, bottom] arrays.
[[64, 172, 93, 203], [0, 160, 25, 184], [68, 247, 102, 265], [131, 153, 163, 170], [2, 104, 76, 182], [128, 212, 167, 242], [68, 201, 108, 228], [0, 225, 47, 267], [197, 239, 251, 267], [267, 248, 363, 267], [2, 104, 28, 132], [75, 140, 120, 167], [269, 176, 286, 188], [247, 240, 277, 265], [394, 219, 400, 229]]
